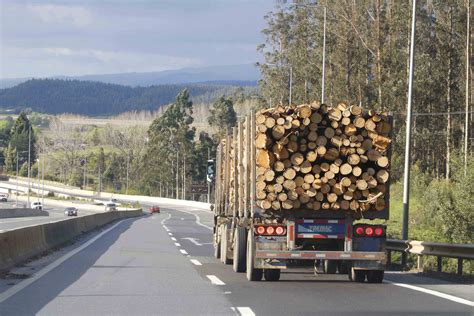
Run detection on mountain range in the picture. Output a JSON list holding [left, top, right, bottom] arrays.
[[0, 64, 260, 89]]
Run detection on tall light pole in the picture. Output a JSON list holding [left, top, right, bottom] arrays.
[[289, 66, 293, 105], [401, 0, 417, 266], [126, 153, 130, 194], [27, 125, 31, 207], [321, 6, 327, 104], [41, 144, 45, 205], [464, 1, 470, 176], [16, 150, 19, 206]]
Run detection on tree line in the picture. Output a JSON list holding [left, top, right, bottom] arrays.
[[258, 0, 471, 180], [0, 79, 256, 116]]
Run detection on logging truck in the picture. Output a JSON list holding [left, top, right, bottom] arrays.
[[213, 101, 391, 283]]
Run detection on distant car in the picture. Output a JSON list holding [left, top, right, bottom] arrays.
[[150, 205, 160, 214], [64, 207, 78, 216], [105, 202, 117, 211], [0, 194, 8, 202], [31, 201, 43, 210]]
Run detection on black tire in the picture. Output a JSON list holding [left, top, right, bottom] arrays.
[[220, 228, 232, 264], [264, 269, 281, 281], [367, 270, 384, 283], [324, 260, 338, 274], [246, 230, 263, 281], [214, 234, 221, 259], [233, 227, 247, 273], [337, 261, 350, 274], [349, 268, 366, 283]]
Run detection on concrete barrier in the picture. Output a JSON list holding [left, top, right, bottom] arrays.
[[0, 209, 143, 271], [0, 208, 49, 219]]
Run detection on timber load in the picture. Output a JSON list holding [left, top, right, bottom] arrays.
[[214, 101, 392, 216]]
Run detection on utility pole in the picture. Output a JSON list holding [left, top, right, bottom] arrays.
[[27, 125, 31, 207], [126, 153, 130, 194], [207, 147, 210, 204], [183, 156, 186, 200], [16, 150, 19, 206], [98, 164, 102, 194], [42, 144, 45, 205], [465, 0, 470, 176], [176, 151, 179, 199], [402, 0, 417, 266], [289, 66, 293, 105], [321, 6, 327, 104]]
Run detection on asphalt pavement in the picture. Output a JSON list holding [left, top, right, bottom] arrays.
[[0, 202, 472, 315]]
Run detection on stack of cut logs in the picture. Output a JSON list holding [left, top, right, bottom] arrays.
[[255, 101, 391, 213]]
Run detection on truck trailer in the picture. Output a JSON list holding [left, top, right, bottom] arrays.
[[213, 101, 392, 283]]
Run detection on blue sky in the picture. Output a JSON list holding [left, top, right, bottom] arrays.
[[0, 0, 277, 78]]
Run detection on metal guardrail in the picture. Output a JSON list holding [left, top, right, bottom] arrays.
[[386, 239, 474, 275]]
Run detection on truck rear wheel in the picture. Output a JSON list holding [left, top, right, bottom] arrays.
[[246, 230, 262, 281], [264, 269, 281, 281], [214, 238, 221, 259], [324, 260, 338, 274], [233, 227, 247, 273], [367, 270, 384, 283], [349, 268, 366, 282], [220, 227, 232, 265]]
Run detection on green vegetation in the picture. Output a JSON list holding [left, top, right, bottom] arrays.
[[0, 79, 257, 116]]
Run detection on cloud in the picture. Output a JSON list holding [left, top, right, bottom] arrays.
[[26, 4, 92, 27]]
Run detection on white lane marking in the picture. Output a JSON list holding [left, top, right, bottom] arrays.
[[206, 275, 225, 285], [181, 237, 203, 246], [179, 249, 188, 255], [386, 281, 474, 307], [224, 291, 232, 295], [160, 213, 171, 226], [181, 218, 184, 220], [168, 232, 173, 236], [170, 237, 177, 241], [174, 243, 181, 247], [190, 259, 202, 266], [235, 307, 256, 316], [172, 209, 212, 230], [0, 218, 130, 303]]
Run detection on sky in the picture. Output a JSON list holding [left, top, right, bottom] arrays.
[[0, 0, 277, 79]]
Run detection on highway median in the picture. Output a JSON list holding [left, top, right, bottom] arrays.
[[0, 209, 143, 271]]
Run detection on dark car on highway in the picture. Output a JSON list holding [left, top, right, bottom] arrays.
[[150, 205, 160, 214], [64, 207, 78, 216]]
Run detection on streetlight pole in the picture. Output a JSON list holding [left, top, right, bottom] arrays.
[[176, 151, 179, 199], [401, 0, 417, 266], [207, 147, 210, 204], [321, 6, 327, 104], [42, 145, 45, 205], [126, 153, 129, 194], [289, 66, 293, 105], [16, 150, 19, 206], [27, 125, 31, 207]]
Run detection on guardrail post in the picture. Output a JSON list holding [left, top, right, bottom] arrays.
[[457, 259, 463, 275], [417, 255, 423, 272], [437, 256, 442, 273], [387, 250, 392, 265]]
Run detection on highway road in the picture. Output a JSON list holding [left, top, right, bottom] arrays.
[[0, 202, 472, 315], [0, 202, 105, 232]]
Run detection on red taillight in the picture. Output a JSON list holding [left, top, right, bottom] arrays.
[[375, 227, 384, 236], [365, 227, 374, 236], [275, 226, 285, 235], [256, 226, 266, 235], [355, 227, 365, 236], [266, 226, 275, 235]]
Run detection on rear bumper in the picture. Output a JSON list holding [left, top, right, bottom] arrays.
[[255, 250, 386, 261]]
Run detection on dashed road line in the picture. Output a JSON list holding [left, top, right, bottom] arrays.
[[168, 232, 173, 236], [171, 237, 177, 241], [190, 259, 202, 266], [179, 249, 188, 255], [174, 242, 181, 247], [206, 275, 225, 285], [231, 307, 256, 316]]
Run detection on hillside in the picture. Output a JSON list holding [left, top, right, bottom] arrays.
[[0, 79, 257, 116], [0, 64, 260, 88]]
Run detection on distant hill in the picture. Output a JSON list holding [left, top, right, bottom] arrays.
[[0, 79, 257, 116], [0, 64, 260, 88]]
